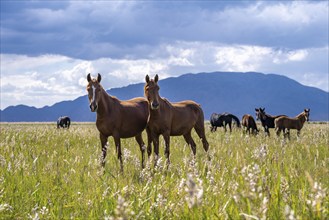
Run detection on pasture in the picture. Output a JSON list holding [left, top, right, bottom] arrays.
[[0, 122, 328, 219]]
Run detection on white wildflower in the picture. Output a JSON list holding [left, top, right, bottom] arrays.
[[0, 203, 13, 212], [185, 174, 203, 208]]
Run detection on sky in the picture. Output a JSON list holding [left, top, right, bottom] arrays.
[[0, 0, 328, 110]]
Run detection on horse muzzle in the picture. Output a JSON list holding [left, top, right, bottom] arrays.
[[90, 103, 98, 112], [150, 101, 159, 110]]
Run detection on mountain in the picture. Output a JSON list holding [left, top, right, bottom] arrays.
[[1, 72, 328, 122]]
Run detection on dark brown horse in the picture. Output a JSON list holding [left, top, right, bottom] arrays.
[[255, 108, 286, 136], [144, 74, 209, 166], [242, 114, 259, 135], [210, 113, 240, 133], [86, 73, 149, 171], [275, 109, 310, 139]]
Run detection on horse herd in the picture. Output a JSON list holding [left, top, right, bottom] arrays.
[[210, 107, 310, 139], [61, 73, 310, 171]]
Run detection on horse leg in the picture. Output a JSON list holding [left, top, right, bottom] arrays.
[[146, 126, 152, 159], [153, 134, 160, 167], [265, 127, 270, 137], [228, 122, 232, 133], [113, 136, 123, 172], [282, 128, 286, 138], [183, 131, 197, 156], [163, 133, 171, 167], [297, 130, 300, 137], [135, 133, 146, 169], [194, 122, 209, 152], [99, 133, 108, 167], [275, 127, 281, 136]]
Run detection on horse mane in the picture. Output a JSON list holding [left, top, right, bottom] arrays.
[[100, 86, 120, 101], [162, 97, 173, 107], [296, 111, 306, 119], [265, 113, 273, 118]]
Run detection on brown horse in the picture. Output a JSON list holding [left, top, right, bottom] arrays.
[[275, 109, 310, 139], [242, 114, 259, 135], [86, 73, 149, 171], [144, 74, 209, 166]]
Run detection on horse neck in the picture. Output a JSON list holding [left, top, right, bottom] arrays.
[[265, 113, 274, 119], [97, 88, 115, 117], [296, 112, 307, 124], [260, 113, 268, 122]]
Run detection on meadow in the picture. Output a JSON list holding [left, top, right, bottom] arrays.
[[0, 122, 328, 219]]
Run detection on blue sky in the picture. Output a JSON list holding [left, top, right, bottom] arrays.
[[1, 0, 328, 109]]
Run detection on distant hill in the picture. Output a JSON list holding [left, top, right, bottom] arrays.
[[1, 72, 328, 122]]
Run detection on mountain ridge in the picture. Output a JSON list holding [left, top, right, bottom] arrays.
[[1, 72, 328, 122]]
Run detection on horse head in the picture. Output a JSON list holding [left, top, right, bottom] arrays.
[[304, 108, 310, 122], [87, 73, 102, 112], [258, 108, 267, 120], [144, 74, 160, 110], [255, 107, 266, 121]]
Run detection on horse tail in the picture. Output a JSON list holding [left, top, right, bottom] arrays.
[[231, 115, 241, 127], [194, 105, 209, 152]]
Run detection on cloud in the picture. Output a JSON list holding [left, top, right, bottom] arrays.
[[1, 42, 328, 109], [0, 1, 328, 109], [1, 1, 328, 59]]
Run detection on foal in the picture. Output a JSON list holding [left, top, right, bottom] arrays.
[[275, 109, 310, 139], [144, 74, 209, 166], [87, 73, 149, 171]]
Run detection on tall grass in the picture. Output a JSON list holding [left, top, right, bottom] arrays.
[[0, 122, 328, 219]]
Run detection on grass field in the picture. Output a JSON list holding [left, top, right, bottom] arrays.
[[0, 122, 328, 219]]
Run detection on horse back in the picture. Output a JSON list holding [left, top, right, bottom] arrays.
[[242, 114, 257, 129], [275, 116, 302, 129], [171, 100, 202, 119], [170, 100, 203, 135], [97, 97, 149, 138]]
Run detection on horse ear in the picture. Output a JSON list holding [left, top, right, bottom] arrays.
[[255, 108, 259, 112], [97, 73, 101, 83], [145, 75, 150, 83], [87, 73, 91, 82], [154, 74, 159, 83]]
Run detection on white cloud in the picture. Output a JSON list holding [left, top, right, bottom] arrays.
[[215, 45, 272, 71], [1, 42, 328, 109], [287, 50, 308, 61]]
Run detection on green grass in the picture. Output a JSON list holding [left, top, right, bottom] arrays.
[[0, 122, 328, 219]]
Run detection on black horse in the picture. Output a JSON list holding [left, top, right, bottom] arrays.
[[210, 113, 241, 132], [255, 108, 285, 136], [57, 116, 71, 129]]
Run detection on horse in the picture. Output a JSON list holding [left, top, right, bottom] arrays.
[[210, 113, 241, 132], [241, 114, 258, 135], [255, 108, 286, 136], [275, 108, 310, 139], [57, 116, 71, 129], [144, 74, 209, 166], [86, 73, 150, 171]]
